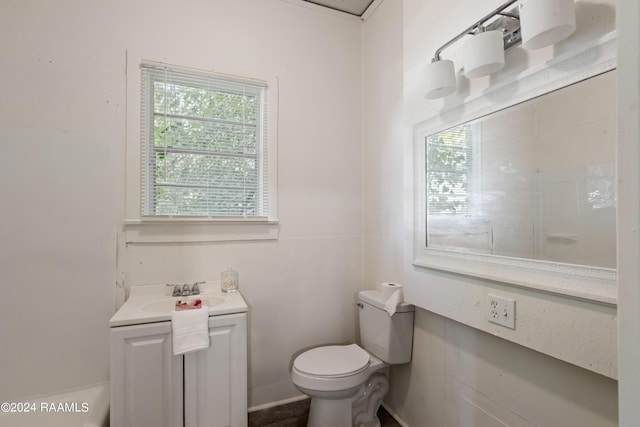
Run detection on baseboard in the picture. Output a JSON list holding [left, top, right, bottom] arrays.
[[248, 394, 309, 413], [381, 402, 410, 427]]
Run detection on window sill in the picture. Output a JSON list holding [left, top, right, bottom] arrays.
[[123, 217, 279, 243]]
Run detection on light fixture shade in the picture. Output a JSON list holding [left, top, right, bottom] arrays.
[[463, 30, 505, 79], [424, 59, 457, 99], [519, 0, 576, 50]]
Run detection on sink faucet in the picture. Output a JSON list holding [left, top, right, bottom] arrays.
[[167, 282, 204, 297]]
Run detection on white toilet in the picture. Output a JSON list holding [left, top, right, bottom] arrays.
[[291, 290, 415, 427]]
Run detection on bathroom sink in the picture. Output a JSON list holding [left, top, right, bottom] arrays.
[[140, 297, 225, 313], [109, 281, 248, 327]]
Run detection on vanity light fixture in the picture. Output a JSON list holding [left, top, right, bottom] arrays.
[[424, 0, 576, 99]]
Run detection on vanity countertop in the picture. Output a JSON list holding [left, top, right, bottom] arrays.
[[110, 281, 248, 327]]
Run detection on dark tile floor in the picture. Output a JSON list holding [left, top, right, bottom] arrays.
[[248, 398, 402, 427]]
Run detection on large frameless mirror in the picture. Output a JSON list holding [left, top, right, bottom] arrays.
[[425, 70, 616, 269]]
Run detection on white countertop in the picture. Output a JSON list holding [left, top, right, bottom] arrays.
[[110, 281, 248, 327]]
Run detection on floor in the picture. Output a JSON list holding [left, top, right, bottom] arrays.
[[248, 398, 402, 427]]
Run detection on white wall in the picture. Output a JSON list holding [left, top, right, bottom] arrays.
[[616, 0, 640, 424], [362, 0, 619, 425], [362, 0, 405, 290], [0, 0, 124, 400], [0, 0, 364, 407]]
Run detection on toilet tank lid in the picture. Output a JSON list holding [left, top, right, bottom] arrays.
[[358, 290, 414, 313]]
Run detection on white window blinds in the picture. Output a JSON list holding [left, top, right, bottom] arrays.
[[141, 64, 269, 218]]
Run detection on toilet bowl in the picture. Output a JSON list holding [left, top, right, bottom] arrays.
[[291, 290, 414, 427], [292, 344, 387, 427]]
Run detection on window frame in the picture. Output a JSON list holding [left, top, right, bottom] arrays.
[[141, 64, 269, 219], [123, 56, 278, 243]]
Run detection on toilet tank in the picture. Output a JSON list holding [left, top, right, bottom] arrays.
[[358, 290, 415, 364]]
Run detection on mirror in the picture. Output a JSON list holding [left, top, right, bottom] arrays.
[[425, 70, 616, 269]]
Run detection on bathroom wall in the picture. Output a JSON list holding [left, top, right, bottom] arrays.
[[361, 0, 405, 290], [0, 1, 625, 425], [617, 1, 640, 424], [362, 0, 619, 426], [0, 0, 123, 400], [0, 0, 363, 406]]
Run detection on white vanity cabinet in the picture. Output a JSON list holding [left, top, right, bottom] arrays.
[[110, 311, 248, 427], [110, 321, 183, 427], [184, 313, 248, 427]]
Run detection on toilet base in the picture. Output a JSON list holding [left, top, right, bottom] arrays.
[[304, 371, 389, 427], [352, 372, 388, 427], [307, 396, 354, 427]]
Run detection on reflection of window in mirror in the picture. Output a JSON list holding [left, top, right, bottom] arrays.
[[426, 123, 489, 253]]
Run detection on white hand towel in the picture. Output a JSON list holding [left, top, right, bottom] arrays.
[[171, 306, 210, 355], [384, 289, 404, 316]]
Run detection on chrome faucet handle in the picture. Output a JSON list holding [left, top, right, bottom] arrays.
[[181, 284, 191, 296], [191, 281, 203, 295], [166, 284, 181, 297]]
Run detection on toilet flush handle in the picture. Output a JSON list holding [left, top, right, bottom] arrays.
[[356, 302, 364, 309]]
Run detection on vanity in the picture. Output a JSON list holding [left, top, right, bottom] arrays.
[[109, 282, 248, 427]]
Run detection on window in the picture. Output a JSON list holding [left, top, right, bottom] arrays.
[[141, 64, 269, 218]]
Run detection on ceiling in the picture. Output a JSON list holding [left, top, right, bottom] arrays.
[[302, 0, 376, 17]]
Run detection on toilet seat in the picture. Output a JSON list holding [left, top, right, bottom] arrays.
[[294, 344, 370, 378], [291, 344, 384, 394]]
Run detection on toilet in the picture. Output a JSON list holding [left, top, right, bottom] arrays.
[[291, 290, 415, 427]]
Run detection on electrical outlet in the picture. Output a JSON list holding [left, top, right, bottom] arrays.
[[488, 294, 516, 329]]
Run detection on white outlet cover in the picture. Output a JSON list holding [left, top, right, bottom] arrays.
[[488, 294, 516, 329]]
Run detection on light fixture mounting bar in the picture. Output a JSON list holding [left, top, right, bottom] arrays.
[[433, 0, 520, 61]]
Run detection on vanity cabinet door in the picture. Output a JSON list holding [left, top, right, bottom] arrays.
[[110, 321, 184, 427], [184, 313, 248, 427]]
